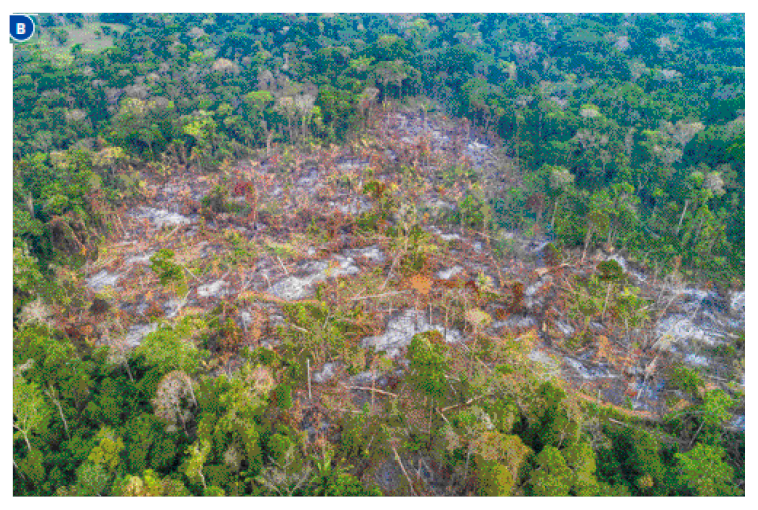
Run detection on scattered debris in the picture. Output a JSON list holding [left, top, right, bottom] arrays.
[[86, 269, 123, 291], [130, 206, 193, 226], [362, 309, 464, 358], [66, 109, 744, 427]]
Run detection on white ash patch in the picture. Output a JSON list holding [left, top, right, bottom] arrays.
[[673, 288, 722, 314], [438, 232, 461, 242], [296, 169, 320, 187], [528, 349, 562, 379], [608, 254, 628, 272], [239, 311, 254, 330], [297, 260, 330, 278], [729, 415, 745, 432], [269, 275, 320, 301], [680, 287, 712, 301], [361, 309, 463, 358], [615, 35, 631, 51], [466, 141, 489, 152], [337, 159, 369, 171], [125, 251, 156, 265], [655, 285, 741, 359], [553, 321, 575, 337], [437, 265, 464, 280], [701, 308, 743, 331], [197, 280, 229, 298], [332, 196, 372, 215], [427, 226, 461, 242], [130, 207, 193, 226], [684, 353, 709, 367], [313, 362, 340, 384], [269, 256, 361, 301], [86, 270, 123, 291], [525, 276, 552, 309], [492, 315, 538, 332], [659, 286, 723, 323], [343, 246, 385, 264], [563, 357, 617, 380], [655, 314, 728, 347], [125, 323, 159, 347], [729, 291, 745, 318], [327, 256, 360, 277], [517, 316, 539, 329], [164, 299, 183, 318], [161, 183, 193, 199], [430, 130, 450, 143]]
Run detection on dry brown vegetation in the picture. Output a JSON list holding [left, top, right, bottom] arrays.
[[53, 106, 742, 436]]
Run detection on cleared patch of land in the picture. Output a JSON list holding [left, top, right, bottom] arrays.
[[29, 22, 128, 60]]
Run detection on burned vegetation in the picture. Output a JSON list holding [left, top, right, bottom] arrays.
[[14, 13, 744, 497]]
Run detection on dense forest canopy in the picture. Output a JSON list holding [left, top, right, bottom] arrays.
[[13, 13, 744, 497], [13, 13, 745, 281]]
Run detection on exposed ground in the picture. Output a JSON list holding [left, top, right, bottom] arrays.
[[64, 109, 745, 456], [31, 21, 127, 60]]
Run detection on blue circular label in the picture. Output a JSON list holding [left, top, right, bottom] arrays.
[[10, 15, 35, 42]]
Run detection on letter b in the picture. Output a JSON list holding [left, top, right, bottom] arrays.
[[10, 15, 35, 42]]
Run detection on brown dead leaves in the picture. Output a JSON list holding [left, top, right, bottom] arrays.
[[407, 273, 433, 296], [595, 335, 618, 366]]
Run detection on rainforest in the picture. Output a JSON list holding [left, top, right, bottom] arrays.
[[12, 13, 744, 496]]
